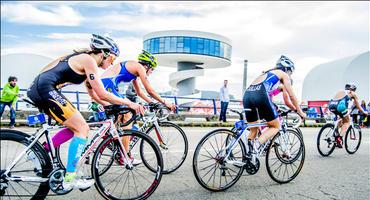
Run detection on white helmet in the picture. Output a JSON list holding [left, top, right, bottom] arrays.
[[276, 55, 295, 73], [90, 34, 120, 56]]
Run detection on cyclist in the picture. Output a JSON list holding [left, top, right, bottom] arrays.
[[27, 34, 144, 191], [328, 83, 367, 148], [45, 50, 176, 165], [242, 55, 306, 160], [94, 50, 176, 164]]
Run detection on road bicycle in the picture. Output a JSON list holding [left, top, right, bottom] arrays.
[[193, 107, 305, 191], [0, 99, 163, 200], [317, 115, 362, 156], [126, 103, 188, 174], [56, 103, 188, 175]]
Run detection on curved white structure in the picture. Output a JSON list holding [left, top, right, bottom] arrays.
[[302, 51, 369, 101], [143, 30, 232, 96]]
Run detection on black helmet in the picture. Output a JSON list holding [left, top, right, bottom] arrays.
[[345, 83, 356, 91]]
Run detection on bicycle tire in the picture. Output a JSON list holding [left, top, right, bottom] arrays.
[[144, 121, 188, 174], [0, 130, 52, 200], [266, 129, 305, 184], [92, 130, 163, 200], [317, 124, 336, 156], [193, 129, 246, 192], [344, 125, 362, 154]]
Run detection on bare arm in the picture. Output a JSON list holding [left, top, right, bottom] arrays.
[[80, 55, 144, 114], [279, 72, 305, 118], [132, 79, 153, 103], [85, 81, 110, 106], [351, 92, 367, 114], [281, 86, 296, 110]]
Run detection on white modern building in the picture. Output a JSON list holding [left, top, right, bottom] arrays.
[[302, 51, 369, 102], [143, 30, 232, 97]]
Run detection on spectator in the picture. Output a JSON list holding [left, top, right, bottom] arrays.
[[367, 102, 370, 127], [219, 80, 230, 122], [351, 104, 359, 124], [0, 76, 20, 129], [359, 100, 367, 127]]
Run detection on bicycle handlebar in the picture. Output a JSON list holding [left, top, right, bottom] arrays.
[[103, 105, 140, 126]]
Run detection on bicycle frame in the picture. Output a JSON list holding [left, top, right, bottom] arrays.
[[3, 118, 135, 184], [129, 107, 167, 150], [224, 115, 293, 161]]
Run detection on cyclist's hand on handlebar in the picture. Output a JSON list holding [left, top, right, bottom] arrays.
[[297, 110, 306, 119], [130, 102, 145, 115], [164, 101, 176, 112]]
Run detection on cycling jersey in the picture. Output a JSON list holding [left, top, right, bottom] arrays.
[[243, 72, 280, 122], [328, 91, 351, 118], [101, 61, 137, 98], [27, 53, 86, 123]]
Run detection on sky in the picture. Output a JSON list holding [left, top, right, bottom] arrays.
[[1, 1, 369, 100]]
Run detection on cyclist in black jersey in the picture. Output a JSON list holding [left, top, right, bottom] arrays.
[[27, 34, 144, 191], [328, 83, 367, 147], [243, 56, 306, 153]]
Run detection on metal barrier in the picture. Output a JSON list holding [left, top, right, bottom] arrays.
[[1, 88, 326, 120], [2, 88, 242, 115]]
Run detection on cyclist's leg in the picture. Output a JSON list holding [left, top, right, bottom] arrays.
[[44, 128, 74, 151], [118, 113, 133, 152], [339, 115, 350, 136], [258, 119, 280, 144]]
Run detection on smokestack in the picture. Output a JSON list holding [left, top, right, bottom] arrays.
[[242, 59, 248, 97]]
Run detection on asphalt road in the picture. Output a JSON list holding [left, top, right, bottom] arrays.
[[2, 127, 369, 200]]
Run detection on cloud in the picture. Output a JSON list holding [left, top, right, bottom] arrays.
[[1, 3, 83, 26], [1, 1, 368, 99]]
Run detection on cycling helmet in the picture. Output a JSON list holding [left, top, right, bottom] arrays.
[[276, 55, 295, 73], [138, 50, 158, 69], [90, 34, 120, 57], [345, 83, 357, 91]]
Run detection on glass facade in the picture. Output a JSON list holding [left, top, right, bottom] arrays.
[[144, 36, 231, 61]]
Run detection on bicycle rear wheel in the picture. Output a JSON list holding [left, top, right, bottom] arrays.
[[317, 124, 336, 156], [266, 129, 305, 184], [193, 129, 246, 191], [344, 125, 362, 154], [0, 130, 52, 200], [92, 130, 163, 200], [144, 121, 188, 174]]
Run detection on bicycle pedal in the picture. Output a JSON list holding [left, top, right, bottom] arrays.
[[79, 186, 91, 192]]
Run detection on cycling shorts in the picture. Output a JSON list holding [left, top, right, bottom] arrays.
[[243, 83, 278, 122], [27, 75, 78, 124], [328, 98, 349, 118]]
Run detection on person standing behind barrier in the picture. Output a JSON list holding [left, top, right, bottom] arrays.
[[359, 100, 367, 127], [0, 76, 20, 129], [350, 104, 359, 124], [219, 80, 230, 122]]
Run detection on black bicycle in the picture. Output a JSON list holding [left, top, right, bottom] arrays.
[[317, 115, 362, 156]]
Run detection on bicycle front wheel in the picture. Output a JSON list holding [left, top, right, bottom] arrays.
[[0, 130, 52, 200], [317, 124, 336, 156], [92, 130, 163, 200], [193, 129, 246, 192], [344, 125, 362, 154], [144, 121, 188, 174], [266, 129, 305, 184]]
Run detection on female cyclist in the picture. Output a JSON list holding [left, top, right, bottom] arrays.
[[243, 55, 306, 154], [27, 34, 144, 190]]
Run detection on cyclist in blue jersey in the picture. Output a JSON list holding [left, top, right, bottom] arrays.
[[328, 83, 367, 147], [89, 50, 176, 164], [243, 55, 306, 153]]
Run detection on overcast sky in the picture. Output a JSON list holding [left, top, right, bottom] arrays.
[[1, 1, 369, 99]]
